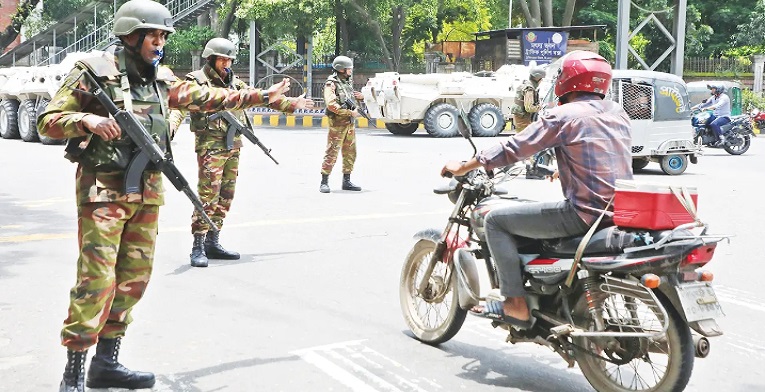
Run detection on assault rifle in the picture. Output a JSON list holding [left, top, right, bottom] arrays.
[[208, 111, 279, 165], [343, 97, 377, 128], [79, 70, 219, 231]]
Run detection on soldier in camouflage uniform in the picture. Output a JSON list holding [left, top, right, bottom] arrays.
[[320, 55, 362, 193], [169, 38, 259, 268], [37, 1, 312, 391], [511, 65, 546, 134], [511, 65, 547, 179]]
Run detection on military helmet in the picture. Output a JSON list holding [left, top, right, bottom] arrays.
[[332, 56, 354, 71], [113, 0, 176, 37], [529, 65, 546, 80], [202, 38, 237, 59]]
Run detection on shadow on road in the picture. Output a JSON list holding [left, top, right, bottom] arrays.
[[166, 249, 320, 275], [402, 331, 592, 392], [153, 355, 300, 392]]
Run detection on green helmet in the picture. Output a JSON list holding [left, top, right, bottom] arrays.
[[332, 56, 354, 71], [112, 0, 176, 37], [529, 65, 546, 80], [202, 38, 237, 59]]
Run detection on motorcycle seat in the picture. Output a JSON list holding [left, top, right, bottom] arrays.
[[540, 226, 690, 256]]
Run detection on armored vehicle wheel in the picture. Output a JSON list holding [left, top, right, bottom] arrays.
[[0, 99, 20, 139], [385, 122, 418, 135], [468, 103, 505, 137], [35, 99, 64, 145], [18, 100, 40, 143], [660, 154, 688, 175], [424, 103, 460, 138], [632, 158, 650, 171]]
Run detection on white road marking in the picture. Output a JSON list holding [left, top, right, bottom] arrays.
[[291, 340, 440, 392]]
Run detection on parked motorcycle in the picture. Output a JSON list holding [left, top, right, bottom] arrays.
[[399, 118, 728, 392], [691, 111, 753, 155], [750, 108, 765, 132]]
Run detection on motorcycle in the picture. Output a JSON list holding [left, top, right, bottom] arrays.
[[691, 111, 753, 155], [750, 108, 765, 132], [399, 117, 728, 392]]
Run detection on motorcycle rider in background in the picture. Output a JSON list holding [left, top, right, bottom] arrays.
[[692, 84, 731, 146], [440, 51, 633, 326]]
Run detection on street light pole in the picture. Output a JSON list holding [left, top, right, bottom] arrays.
[[509, 0, 513, 28]]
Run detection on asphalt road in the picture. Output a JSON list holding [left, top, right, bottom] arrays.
[[0, 126, 763, 392]]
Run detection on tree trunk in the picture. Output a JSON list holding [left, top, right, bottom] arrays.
[[218, 0, 240, 37], [345, 0, 394, 70], [518, 0, 539, 27], [542, 0, 553, 26], [529, 0, 541, 26], [391, 5, 405, 71], [197, 10, 210, 27], [335, 0, 349, 55], [0, 0, 41, 51], [562, 0, 577, 26]]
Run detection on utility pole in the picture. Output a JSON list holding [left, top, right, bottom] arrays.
[[508, 0, 513, 28]]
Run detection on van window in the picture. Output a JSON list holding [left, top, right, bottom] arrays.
[[621, 82, 653, 120]]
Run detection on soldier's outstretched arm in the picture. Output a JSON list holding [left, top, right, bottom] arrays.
[[37, 65, 99, 139], [167, 109, 187, 139], [168, 80, 311, 114]]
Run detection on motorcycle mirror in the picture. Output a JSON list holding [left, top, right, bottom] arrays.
[[457, 110, 472, 139]]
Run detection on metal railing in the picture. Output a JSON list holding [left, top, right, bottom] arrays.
[[684, 57, 753, 75]]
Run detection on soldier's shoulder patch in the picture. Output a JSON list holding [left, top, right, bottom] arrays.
[[325, 81, 335, 89]]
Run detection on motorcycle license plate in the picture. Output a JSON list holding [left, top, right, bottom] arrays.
[[675, 282, 724, 322]]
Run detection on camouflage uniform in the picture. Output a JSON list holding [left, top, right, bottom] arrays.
[[511, 79, 540, 134], [173, 64, 249, 235], [38, 49, 297, 351], [322, 73, 357, 175]]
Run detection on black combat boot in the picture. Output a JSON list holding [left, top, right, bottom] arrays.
[[320, 174, 330, 193], [190, 233, 208, 267], [342, 173, 362, 191], [59, 349, 87, 392], [86, 337, 155, 389], [205, 230, 240, 260]]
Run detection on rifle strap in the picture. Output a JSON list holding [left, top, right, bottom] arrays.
[[118, 53, 134, 114]]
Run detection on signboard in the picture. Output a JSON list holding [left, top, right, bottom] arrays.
[[521, 30, 568, 65]]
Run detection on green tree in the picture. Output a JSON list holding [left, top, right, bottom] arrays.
[[733, 0, 765, 48]]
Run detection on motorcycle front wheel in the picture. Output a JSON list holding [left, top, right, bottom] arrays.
[[573, 288, 694, 392], [723, 133, 751, 155], [399, 239, 467, 345]]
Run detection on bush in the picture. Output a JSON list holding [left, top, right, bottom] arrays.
[[164, 26, 216, 67], [743, 89, 765, 111]]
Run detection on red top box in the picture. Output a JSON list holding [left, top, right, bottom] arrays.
[[613, 180, 698, 230]]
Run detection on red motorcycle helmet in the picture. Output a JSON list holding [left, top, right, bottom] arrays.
[[553, 51, 612, 99]]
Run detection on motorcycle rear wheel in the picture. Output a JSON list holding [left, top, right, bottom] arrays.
[[723, 133, 751, 155], [573, 288, 694, 392], [399, 239, 467, 345]]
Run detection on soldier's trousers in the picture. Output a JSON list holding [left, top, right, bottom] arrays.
[[62, 201, 158, 351], [192, 148, 240, 234], [321, 118, 356, 175], [513, 114, 533, 134]]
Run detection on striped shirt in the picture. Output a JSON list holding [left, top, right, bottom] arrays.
[[477, 95, 633, 225]]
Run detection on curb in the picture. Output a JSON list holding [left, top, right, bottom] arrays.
[[250, 113, 387, 129]]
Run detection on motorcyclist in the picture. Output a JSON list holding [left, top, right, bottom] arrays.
[[692, 84, 731, 146], [441, 51, 632, 327]]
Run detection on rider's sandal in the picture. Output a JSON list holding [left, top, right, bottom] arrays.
[[470, 299, 533, 329]]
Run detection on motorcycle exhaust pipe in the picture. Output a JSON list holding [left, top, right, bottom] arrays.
[[694, 335, 710, 358], [649, 335, 710, 358]]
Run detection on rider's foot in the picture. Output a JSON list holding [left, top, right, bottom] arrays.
[[503, 297, 530, 321], [471, 297, 530, 321]]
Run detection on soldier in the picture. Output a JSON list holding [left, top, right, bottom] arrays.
[[37, 1, 312, 391], [169, 38, 263, 268], [512, 65, 547, 179], [511, 65, 546, 134], [320, 55, 363, 193]]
